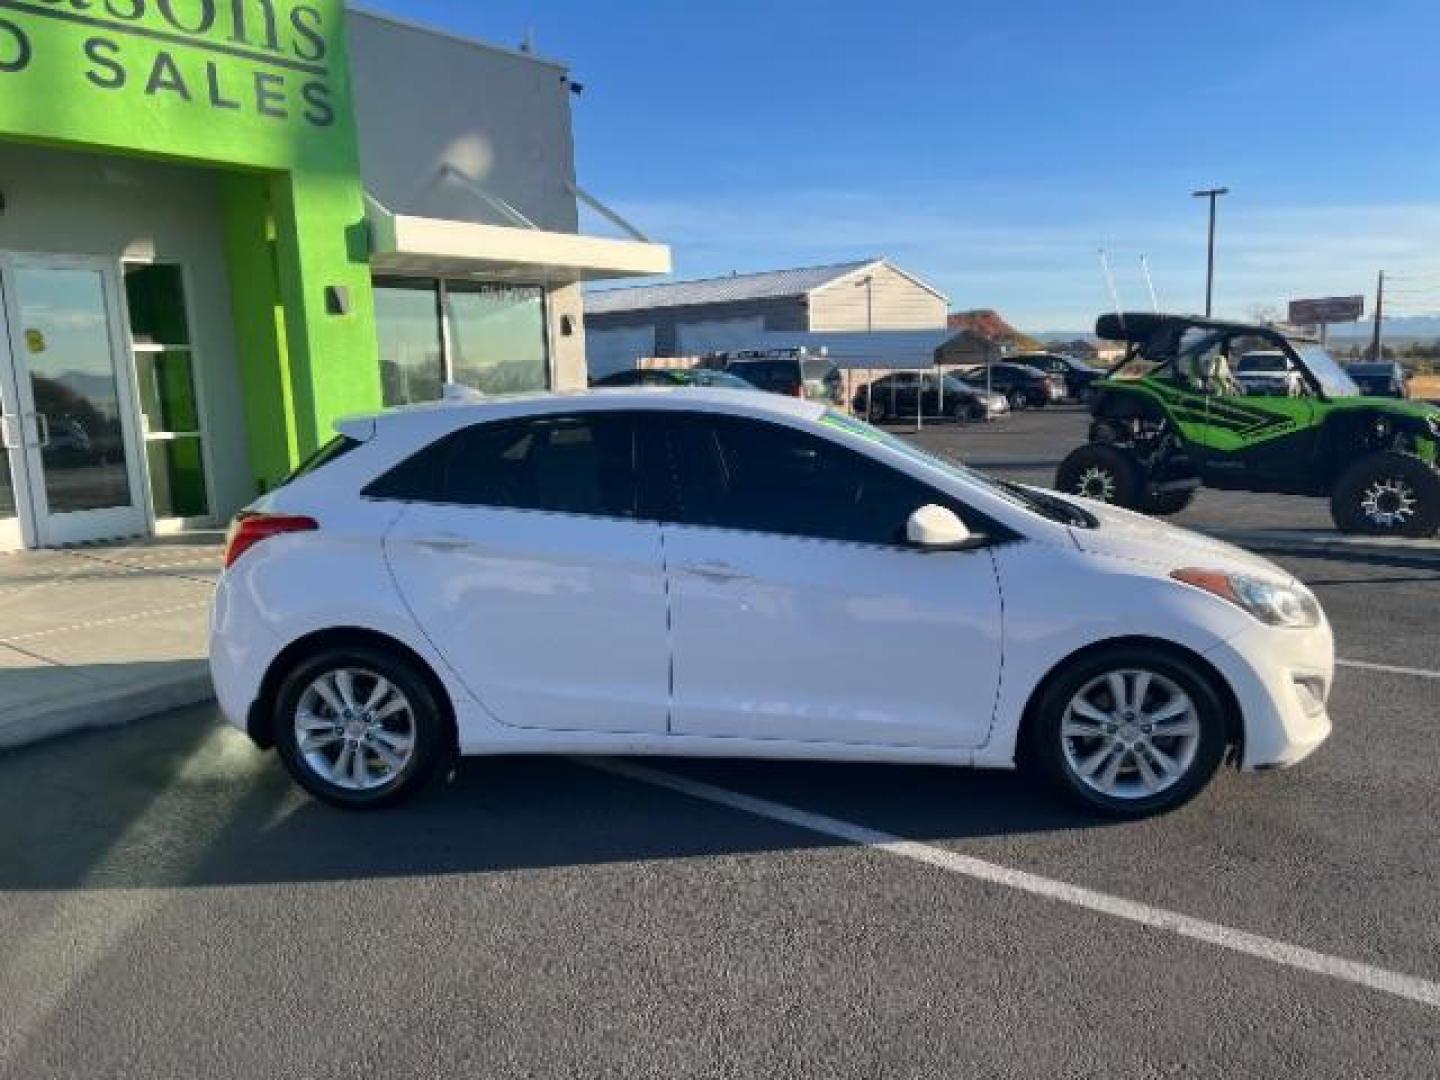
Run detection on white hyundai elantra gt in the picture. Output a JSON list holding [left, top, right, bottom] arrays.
[[210, 388, 1333, 817]]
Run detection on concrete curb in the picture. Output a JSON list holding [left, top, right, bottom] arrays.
[[0, 671, 216, 754], [1203, 529, 1440, 567]]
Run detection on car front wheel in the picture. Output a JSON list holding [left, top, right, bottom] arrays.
[[1029, 648, 1228, 818], [273, 645, 450, 810]]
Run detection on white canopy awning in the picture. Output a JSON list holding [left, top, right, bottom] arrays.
[[367, 201, 671, 284]]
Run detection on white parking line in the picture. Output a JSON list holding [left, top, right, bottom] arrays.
[[1338, 658, 1440, 681], [584, 757, 1440, 1011]]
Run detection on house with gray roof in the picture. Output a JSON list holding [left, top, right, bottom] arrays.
[[584, 258, 949, 376]]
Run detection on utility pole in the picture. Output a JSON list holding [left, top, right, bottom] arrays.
[[1191, 187, 1228, 317], [1370, 270, 1385, 361]]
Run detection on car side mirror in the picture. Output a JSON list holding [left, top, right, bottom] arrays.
[[906, 504, 972, 549]]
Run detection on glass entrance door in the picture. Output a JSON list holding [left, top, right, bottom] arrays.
[[0, 254, 148, 548], [0, 272, 27, 552]]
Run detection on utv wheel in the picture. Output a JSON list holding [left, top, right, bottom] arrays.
[[1029, 647, 1228, 818], [1147, 488, 1196, 517], [1055, 444, 1144, 509], [1329, 452, 1440, 538], [273, 645, 450, 810]]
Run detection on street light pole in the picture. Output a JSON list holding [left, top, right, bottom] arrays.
[[1191, 187, 1228, 317]]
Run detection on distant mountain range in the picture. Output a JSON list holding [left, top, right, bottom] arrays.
[[1036, 316, 1440, 345]]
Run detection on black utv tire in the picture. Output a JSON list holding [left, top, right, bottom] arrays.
[[1329, 452, 1440, 538], [1055, 444, 1145, 509], [1147, 488, 1197, 517]]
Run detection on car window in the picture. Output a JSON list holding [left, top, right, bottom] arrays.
[[366, 413, 640, 519], [668, 414, 945, 546]]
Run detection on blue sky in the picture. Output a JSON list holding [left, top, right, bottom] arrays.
[[366, 1, 1440, 331]]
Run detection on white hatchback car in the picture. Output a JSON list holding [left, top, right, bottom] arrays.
[[211, 389, 1333, 817]]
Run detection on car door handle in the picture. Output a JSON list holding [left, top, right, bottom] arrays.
[[679, 561, 749, 582], [413, 534, 470, 551]]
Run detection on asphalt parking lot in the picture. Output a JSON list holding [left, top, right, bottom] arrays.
[[3, 405, 1439, 1078], [2, 535, 1438, 1077]]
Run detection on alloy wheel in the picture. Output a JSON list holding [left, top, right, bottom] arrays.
[[293, 667, 417, 792], [1060, 669, 1200, 800], [1360, 477, 1417, 529], [1076, 465, 1117, 502]]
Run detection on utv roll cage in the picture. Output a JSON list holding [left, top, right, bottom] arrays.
[[1096, 312, 1322, 395]]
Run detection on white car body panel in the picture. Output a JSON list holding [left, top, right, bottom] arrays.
[[209, 388, 1333, 779], [665, 524, 1002, 748], [385, 504, 671, 735]]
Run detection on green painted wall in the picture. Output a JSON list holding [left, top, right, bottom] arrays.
[[0, 0, 380, 488]]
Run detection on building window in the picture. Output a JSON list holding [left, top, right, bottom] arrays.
[[374, 277, 444, 407], [373, 277, 549, 405], [124, 262, 209, 520]]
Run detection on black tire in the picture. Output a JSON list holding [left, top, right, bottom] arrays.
[[1028, 645, 1229, 819], [273, 645, 450, 810], [1147, 487, 1196, 517], [869, 397, 888, 423], [1329, 452, 1440, 538], [1054, 444, 1145, 509], [1008, 390, 1029, 411]]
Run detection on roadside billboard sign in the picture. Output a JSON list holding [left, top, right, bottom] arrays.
[[1288, 296, 1365, 325]]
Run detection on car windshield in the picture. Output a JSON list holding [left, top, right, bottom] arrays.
[[940, 375, 976, 393], [1238, 354, 1288, 373], [1293, 343, 1360, 397], [820, 411, 1094, 527]]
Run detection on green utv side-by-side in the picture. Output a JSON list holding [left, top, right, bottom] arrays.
[[1054, 313, 1440, 537]]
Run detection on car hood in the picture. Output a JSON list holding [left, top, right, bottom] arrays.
[[1064, 498, 1290, 580]]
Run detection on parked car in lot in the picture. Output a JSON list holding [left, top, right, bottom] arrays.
[[1011, 352, 1104, 400], [591, 367, 757, 390], [853, 372, 1009, 423], [213, 388, 1333, 819], [1056, 313, 1440, 536], [720, 349, 843, 405], [1234, 350, 1305, 397], [958, 363, 1064, 410], [1344, 361, 1410, 399]]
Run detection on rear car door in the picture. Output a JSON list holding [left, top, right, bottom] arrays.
[[661, 413, 1003, 748], [379, 411, 671, 734]]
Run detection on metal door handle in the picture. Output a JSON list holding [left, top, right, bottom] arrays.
[[680, 561, 749, 582], [414, 534, 470, 551]]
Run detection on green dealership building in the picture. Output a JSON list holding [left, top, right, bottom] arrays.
[[0, 1, 669, 550]]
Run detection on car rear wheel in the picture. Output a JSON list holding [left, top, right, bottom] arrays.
[[1329, 452, 1440, 538], [1055, 444, 1144, 509], [273, 645, 449, 809], [1029, 647, 1228, 818]]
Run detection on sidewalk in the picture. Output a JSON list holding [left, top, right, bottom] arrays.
[[0, 535, 221, 751]]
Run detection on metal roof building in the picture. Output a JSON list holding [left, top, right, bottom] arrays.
[[584, 258, 949, 376]]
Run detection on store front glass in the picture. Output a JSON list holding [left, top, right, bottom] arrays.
[[374, 276, 549, 406], [0, 255, 148, 549]]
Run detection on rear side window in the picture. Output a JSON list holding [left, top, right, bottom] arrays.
[[668, 415, 948, 546], [366, 413, 656, 520], [278, 436, 360, 488]]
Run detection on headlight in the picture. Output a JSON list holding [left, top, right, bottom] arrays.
[[1171, 568, 1321, 628]]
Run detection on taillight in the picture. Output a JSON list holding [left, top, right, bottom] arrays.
[[223, 512, 318, 568]]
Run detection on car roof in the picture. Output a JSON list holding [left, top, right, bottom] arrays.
[[336, 387, 825, 440]]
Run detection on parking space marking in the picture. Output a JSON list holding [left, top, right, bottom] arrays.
[[585, 758, 1440, 1011], [1338, 658, 1440, 681]]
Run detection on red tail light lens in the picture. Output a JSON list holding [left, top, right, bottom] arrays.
[[223, 512, 318, 569]]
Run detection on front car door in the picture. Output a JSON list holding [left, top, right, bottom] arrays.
[[381, 410, 671, 735], [661, 412, 1003, 749]]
